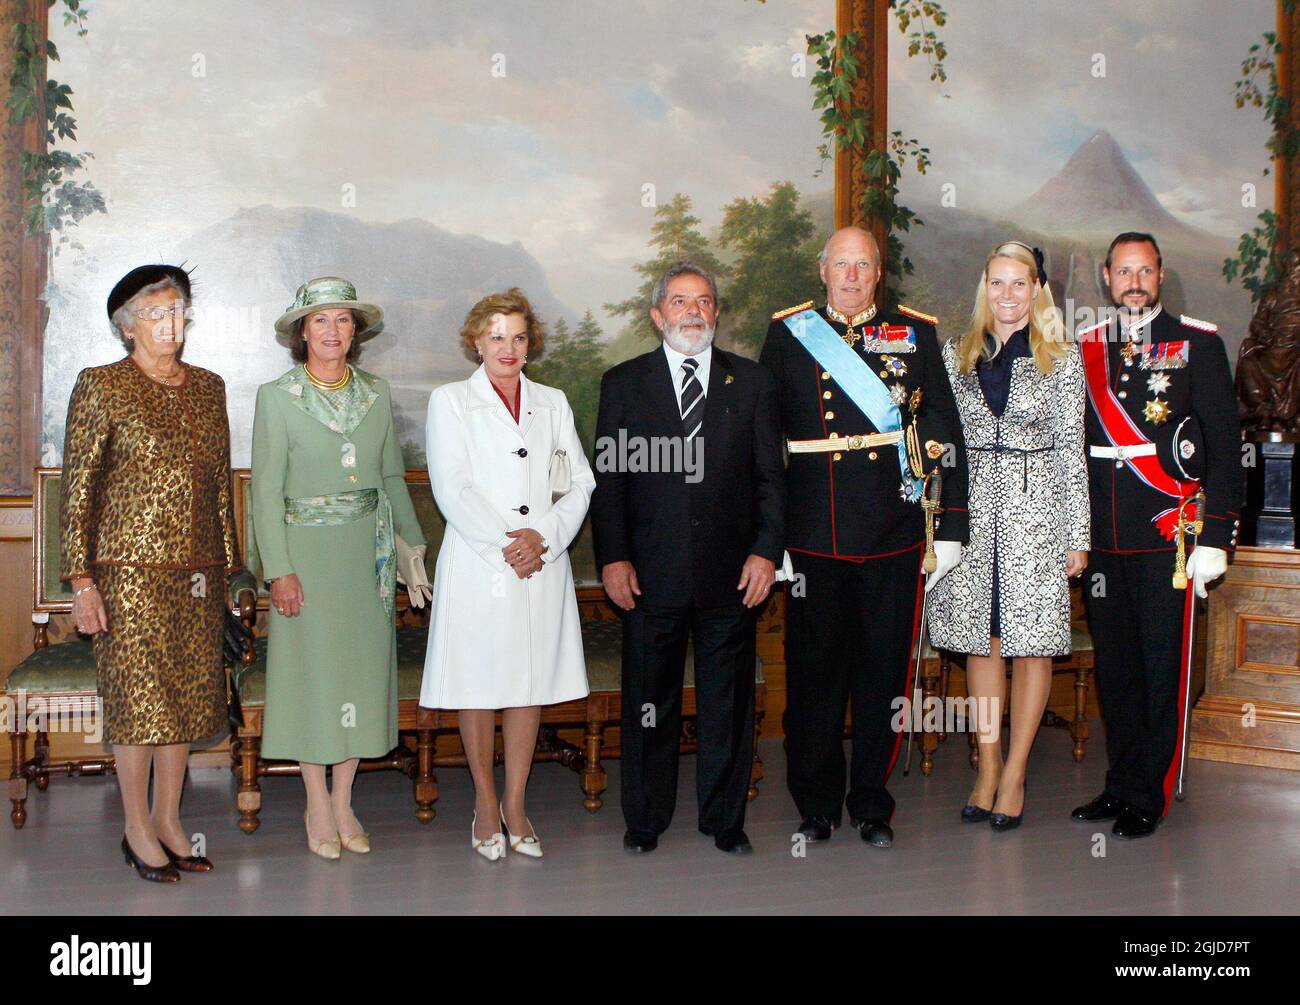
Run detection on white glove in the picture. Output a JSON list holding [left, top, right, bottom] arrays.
[[395, 535, 433, 609], [1186, 546, 1228, 599], [924, 540, 963, 594], [773, 550, 796, 583]]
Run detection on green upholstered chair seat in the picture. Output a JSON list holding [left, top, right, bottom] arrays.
[[6, 639, 98, 694], [232, 619, 767, 707]]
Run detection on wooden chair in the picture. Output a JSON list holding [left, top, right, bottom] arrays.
[[5, 469, 254, 829]]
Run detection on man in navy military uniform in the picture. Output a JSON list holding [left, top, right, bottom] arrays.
[[1072, 232, 1244, 839], [759, 226, 969, 847]]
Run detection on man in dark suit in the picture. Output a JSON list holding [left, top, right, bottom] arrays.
[[1072, 232, 1244, 839], [759, 226, 969, 848], [591, 262, 785, 854]]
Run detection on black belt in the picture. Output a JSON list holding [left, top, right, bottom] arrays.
[[968, 440, 1055, 492]]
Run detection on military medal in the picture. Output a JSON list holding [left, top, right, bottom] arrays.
[[828, 303, 876, 348], [1120, 341, 1140, 367], [889, 383, 907, 406], [1143, 398, 1170, 425], [880, 355, 908, 379], [1147, 372, 1171, 395]]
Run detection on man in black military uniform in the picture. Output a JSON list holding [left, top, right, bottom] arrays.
[[1072, 232, 1244, 839], [759, 226, 969, 847]]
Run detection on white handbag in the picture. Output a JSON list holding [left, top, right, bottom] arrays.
[[549, 448, 571, 503]]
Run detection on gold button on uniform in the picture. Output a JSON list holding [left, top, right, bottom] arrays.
[[832, 452, 843, 461], [1118, 391, 1127, 399], [868, 451, 878, 460], [824, 410, 835, 420], [823, 390, 832, 400], [821, 371, 830, 380]]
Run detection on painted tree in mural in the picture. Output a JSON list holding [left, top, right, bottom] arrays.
[[527, 310, 607, 453], [718, 181, 824, 349], [604, 193, 729, 347]]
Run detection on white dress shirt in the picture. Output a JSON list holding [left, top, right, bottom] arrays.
[[661, 341, 712, 411]]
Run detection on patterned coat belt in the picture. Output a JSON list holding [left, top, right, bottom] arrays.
[[283, 487, 396, 617], [967, 438, 1056, 492]]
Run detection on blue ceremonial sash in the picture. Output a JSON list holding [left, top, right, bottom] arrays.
[[784, 308, 921, 497]]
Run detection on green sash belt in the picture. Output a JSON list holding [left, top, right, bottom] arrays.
[[284, 488, 395, 617]]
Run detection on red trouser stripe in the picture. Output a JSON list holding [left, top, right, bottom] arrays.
[[884, 555, 927, 806], [1160, 585, 1197, 815]]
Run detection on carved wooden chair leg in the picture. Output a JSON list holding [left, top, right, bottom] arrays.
[[33, 729, 50, 791], [920, 657, 941, 775], [1072, 667, 1092, 762], [8, 730, 28, 829], [748, 709, 766, 800], [938, 656, 951, 743], [414, 728, 437, 823], [236, 732, 262, 834], [581, 717, 606, 813]]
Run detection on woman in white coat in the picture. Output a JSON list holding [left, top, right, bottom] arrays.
[[420, 288, 595, 861]]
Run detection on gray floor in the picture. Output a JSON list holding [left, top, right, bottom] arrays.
[[3, 727, 1297, 915]]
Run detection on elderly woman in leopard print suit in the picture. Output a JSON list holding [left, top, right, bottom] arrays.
[[926, 242, 1089, 831], [62, 265, 251, 883]]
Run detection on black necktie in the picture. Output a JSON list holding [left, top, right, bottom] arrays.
[[680, 357, 704, 440]]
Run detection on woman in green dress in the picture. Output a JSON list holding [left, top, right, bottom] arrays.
[[251, 277, 430, 859]]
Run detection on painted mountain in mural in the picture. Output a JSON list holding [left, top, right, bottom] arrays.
[[1013, 129, 1196, 240], [898, 131, 1250, 367]]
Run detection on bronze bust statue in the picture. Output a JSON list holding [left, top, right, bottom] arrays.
[[1238, 249, 1300, 436]]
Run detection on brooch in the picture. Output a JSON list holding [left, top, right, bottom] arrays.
[[1143, 398, 1170, 425], [724, 373, 734, 385], [1180, 439, 1196, 459]]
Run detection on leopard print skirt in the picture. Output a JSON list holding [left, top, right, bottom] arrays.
[[92, 565, 228, 745]]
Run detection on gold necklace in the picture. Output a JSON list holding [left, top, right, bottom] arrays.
[[305, 364, 351, 391]]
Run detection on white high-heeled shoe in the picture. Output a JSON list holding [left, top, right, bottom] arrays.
[[471, 812, 505, 861], [500, 803, 543, 858]]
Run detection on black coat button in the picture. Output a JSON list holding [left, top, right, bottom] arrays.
[[515, 448, 528, 457], [519, 505, 530, 515]]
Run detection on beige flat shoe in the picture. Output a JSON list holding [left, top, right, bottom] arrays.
[[339, 831, 371, 855], [305, 811, 341, 861]]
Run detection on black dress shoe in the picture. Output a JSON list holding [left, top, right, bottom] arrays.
[[851, 819, 893, 847], [121, 836, 180, 884], [622, 830, 659, 853], [797, 816, 837, 842], [960, 804, 992, 823], [714, 830, 753, 854], [1071, 792, 1125, 822], [1112, 806, 1160, 839], [161, 841, 214, 873]]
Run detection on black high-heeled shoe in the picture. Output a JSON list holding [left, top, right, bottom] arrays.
[[989, 782, 1026, 832], [121, 835, 180, 883], [161, 840, 214, 873], [960, 804, 992, 823]]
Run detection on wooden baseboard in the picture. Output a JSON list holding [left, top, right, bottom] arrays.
[[1190, 693, 1300, 771]]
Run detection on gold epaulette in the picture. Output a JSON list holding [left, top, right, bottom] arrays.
[[898, 304, 939, 325], [772, 300, 815, 321]]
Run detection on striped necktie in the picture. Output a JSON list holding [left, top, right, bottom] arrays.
[[680, 356, 704, 440]]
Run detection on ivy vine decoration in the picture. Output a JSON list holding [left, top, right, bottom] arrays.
[[807, 5, 946, 307], [6, 0, 105, 250], [1224, 0, 1300, 300]]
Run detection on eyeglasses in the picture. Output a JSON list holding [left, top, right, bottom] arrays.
[[133, 305, 186, 320]]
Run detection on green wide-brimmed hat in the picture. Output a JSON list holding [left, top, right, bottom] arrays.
[[273, 276, 384, 340]]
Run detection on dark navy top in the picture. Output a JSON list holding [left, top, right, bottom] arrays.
[[976, 327, 1031, 418]]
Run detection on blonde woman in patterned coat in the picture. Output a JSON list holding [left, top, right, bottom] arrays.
[[62, 265, 251, 882], [926, 242, 1089, 831]]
